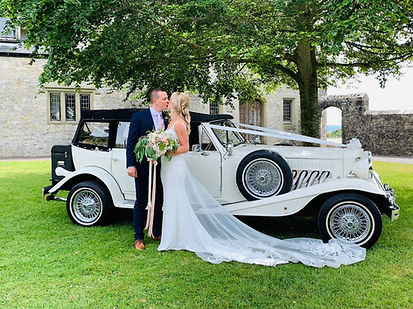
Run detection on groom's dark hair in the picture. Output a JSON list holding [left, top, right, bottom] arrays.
[[150, 88, 166, 102]]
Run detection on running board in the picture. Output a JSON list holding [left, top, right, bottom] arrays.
[[115, 200, 135, 209]]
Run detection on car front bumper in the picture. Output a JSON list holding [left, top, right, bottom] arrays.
[[372, 171, 400, 221], [383, 182, 400, 221]]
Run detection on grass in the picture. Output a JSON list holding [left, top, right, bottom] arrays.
[[326, 128, 342, 138], [0, 160, 412, 308]]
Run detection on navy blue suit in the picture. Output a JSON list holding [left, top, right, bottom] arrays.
[[126, 108, 166, 240]]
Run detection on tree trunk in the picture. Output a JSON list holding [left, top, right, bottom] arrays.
[[295, 41, 319, 138]]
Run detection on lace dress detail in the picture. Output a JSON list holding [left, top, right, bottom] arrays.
[[158, 126, 366, 268]]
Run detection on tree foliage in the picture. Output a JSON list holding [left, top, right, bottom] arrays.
[[2, 0, 412, 136]]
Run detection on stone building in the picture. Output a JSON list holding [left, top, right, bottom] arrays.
[[0, 18, 301, 158]]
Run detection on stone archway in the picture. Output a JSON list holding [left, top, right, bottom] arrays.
[[319, 94, 369, 143], [318, 99, 343, 141], [320, 107, 343, 143]]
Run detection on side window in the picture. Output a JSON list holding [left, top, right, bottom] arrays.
[[200, 128, 217, 151], [77, 122, 110, 148], [211, 120, 245, 146], [115, 122, 130, 148]]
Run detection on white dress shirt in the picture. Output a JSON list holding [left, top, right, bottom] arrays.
[[149, 106, 164, 130]]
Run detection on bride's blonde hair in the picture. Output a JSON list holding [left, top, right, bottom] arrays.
[[170, 92, 191, 134]]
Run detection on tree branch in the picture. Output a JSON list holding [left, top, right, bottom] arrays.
[[124, 1, 301, 83], [320, 53, 412, 68]]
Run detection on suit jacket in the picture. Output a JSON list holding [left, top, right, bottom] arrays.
[[126, 108, 168, 174]]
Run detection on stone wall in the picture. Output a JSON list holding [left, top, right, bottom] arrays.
[[319, 94, 413, 157]]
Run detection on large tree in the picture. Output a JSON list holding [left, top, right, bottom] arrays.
[[2, 0, 412, 136]]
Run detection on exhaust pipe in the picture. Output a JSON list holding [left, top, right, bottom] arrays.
[[45, 195, 67, 202]]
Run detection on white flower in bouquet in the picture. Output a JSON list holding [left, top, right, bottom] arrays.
[[134, 129, 179, 162]]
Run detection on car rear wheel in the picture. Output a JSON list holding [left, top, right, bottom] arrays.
[[66, 181, 113, 226], [317, 193, 382, 249], [236, 150, 293, 201]]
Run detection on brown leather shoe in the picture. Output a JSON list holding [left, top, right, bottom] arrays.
[[134, 239, 146, 250], [152, 236, 161, 241]]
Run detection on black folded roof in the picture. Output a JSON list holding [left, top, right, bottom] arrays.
[[80, 108, 233, 123]]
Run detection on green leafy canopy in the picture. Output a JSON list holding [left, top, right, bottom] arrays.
[[3, 0, 412, 136]]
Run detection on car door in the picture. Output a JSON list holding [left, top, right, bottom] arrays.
[[184, 126, 221, 198], [111, 121, 136, 200]]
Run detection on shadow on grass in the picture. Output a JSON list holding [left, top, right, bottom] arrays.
[[111, 208, 320, 239]]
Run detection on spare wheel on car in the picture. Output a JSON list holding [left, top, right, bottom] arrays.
[[236, 150, 293, 201]]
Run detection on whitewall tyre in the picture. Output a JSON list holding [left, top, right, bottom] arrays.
[[317, 193, 382, 249], [236, 150, 293, 201], [66, 181, 113, 226]]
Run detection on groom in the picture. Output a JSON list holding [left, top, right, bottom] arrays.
[[126, 88, 169, 250]]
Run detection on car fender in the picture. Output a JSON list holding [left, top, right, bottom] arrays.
[[49, 166, 125, 206], [225, 178, 386, 217]]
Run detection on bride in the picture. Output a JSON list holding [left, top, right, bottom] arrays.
[[158, 92, 366, 268]]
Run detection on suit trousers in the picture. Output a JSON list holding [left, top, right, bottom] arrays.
[[133, 164, 164, 240]]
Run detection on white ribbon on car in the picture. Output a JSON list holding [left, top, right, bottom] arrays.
[[207, 123, 357, 148]]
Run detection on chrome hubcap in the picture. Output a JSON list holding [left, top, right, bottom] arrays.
[[329, 202, 372, 243], [72, 189, 102, 223], [244, 159, 283, 197]]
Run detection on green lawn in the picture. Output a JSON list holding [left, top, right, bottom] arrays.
[[0, 160, 412, 308]]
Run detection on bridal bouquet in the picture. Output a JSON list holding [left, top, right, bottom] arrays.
[[134, 129, 178, 238], [134, 129, 178, 163]]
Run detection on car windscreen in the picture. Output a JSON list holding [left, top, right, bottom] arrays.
[[210, 120, 246, 147]]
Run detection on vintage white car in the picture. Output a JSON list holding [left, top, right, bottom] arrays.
[[43, 109, 399, 248]]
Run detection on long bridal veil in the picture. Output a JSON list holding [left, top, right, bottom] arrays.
[[159, 149, 366, 268]]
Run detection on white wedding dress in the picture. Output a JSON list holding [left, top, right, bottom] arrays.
[[158, 125, 366, 268]]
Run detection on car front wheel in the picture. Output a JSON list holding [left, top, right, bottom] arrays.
[[66, 181, 113, 226], [317, 193, 382, 249]]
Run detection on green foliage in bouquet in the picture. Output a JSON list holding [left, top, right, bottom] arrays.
[[134, 130, 178, 163], [134, 136, 151, 163]]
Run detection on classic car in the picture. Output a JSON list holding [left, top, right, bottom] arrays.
[[43, 109, 399, 248]]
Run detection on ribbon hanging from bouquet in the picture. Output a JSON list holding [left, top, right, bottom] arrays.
[[134, 128, 179, 238], [144, 159, 158, 237]]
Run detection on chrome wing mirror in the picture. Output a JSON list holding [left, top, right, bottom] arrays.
[[224, 142, 234, 157], [252, 136, 261, 144], [192, 144, 201, 152]]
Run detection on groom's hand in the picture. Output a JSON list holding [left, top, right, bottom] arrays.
[[128, 166, 137, 178]]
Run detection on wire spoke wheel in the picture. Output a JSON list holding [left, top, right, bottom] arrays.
[[318, 193, 382, 249], [328, 202, 371, 243], [244, 159, 283, 197], [67, 181, 113, 226], [72, 189, 102, 223], [236, 151, 292, 201]]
